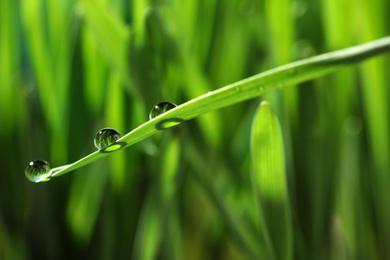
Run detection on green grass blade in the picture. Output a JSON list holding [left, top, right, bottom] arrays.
[[250, 101, 292, 260], [131, 0, 148, 46], [0, 0, 20, 135], [165, 207, 182, 260], [80, 0, 131, 87], [66, 162, 107, 244], [132, 194, 162, 260], [264, 0, 298, 118], [160, 134, 181, 202], [321, 0, 356, 127], [82, 24, 107, 115], [28, 36, 390, 180], [185, 138, 264, 259], [145, 7, 223, 147], [22, 0, 66, 162], [354, 1, 390, 256], [105, 71, 126, 190], [132, 133, 182, 259], [335, 116, 377, 258]]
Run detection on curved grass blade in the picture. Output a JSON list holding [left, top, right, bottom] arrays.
[[250, 101, 292, 260], [39, 36, 390, 181]]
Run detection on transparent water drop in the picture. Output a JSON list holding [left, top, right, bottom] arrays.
[[94, 128, 122, 150], [149, 102, 177, 120], [25, 160, 52, 183]]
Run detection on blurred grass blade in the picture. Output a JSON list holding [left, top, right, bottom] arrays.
[[160, 134, 181, 202], [132, 194, 162, 260], [80, 0, 131, 86], [145, 8, 223, 147], [131, 0, 148, 46], [22, 0, 68, 162], [0, 0, 20, 135], [354, 0, 390, 255], [82, 24, 107, 115], [336, 116, 377, 258], [250, 101, 292, 260], [165, 207, 182, 260], [159, 134, 181, 259], [265, 0, 298, 126], [321, 0, 356, 127], [329, 216, 348, 260], [40, 36, 390, 179], [106, 71, 126, 191], [132, 133, 181, 260], [185, 138, 264, 259], [66, 162, 107, 244], [336, 116, 362, 257]]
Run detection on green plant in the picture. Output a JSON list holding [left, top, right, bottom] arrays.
[[2, 0, 390, 259], [27, 36, 390, 180]]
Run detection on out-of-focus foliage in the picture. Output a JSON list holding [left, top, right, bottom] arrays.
[[0, 0, 389, 259]]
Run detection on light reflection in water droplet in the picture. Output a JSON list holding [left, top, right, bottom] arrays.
[[149, 102, 177, 120], [25, 160, 52, 183], [94, 128, 122, 150]]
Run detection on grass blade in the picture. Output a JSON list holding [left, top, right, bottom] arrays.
[[185, 138, 264, 259], [29, 36, 390, 180], [0, 0, 20, 134], [105, 71, 126, 190], [81, 0, 130, 85], [66, 162, 107, 244], [250, 101, 292, 260], [335, 116, 377, 258], [132, 193, 162, 260], [82, 24, 107, 115], [354, 1, 390, 256]]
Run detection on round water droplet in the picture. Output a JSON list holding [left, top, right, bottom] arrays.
[[149, 102, 177, 120], [25, 160, 51, 183], [94, 128, 122, 150]]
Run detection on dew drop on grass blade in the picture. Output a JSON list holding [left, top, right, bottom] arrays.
[[25, 36, 390, 180], [25, 160, 52, 183]]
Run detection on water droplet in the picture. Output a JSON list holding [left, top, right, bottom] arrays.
[[149, 102, 177, 120], [234, 86, 241, 93], [94, 128, 122, 150], [25, 160, 51, 183]]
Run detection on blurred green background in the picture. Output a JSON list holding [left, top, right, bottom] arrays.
[[0, 0, 389, 259]]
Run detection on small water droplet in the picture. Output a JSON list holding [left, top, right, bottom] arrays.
[[149, 102, 177, 120], [25, 160, 51, 183], [94, 128, 122, 150], [234, 86, 241, 93]]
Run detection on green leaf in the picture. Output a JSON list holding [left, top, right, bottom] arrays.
[[30, 36, 390, 181], [250, 101, 292, 260]]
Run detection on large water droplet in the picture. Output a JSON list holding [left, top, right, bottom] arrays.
[[25, 160, 51, 183], [94, 128, 122, 150], [149, 102, 177, 120]]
